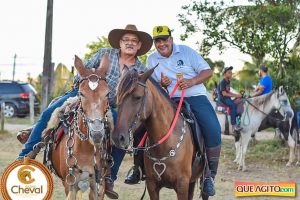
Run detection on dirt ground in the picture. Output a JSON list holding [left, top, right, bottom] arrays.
[[0, 126, 299, 200]]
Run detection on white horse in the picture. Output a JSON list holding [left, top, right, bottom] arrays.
[[210, 86, 294, 171]]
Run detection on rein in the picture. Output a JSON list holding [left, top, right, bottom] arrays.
[[129, 83, 185, 151], [244, 96, 287, 123]]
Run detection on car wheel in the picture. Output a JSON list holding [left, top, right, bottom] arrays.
[[4, 103, 16, 118]]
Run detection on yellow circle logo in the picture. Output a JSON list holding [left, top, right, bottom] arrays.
[[18, 166, 36, 184], [1, 157, 53, 200]]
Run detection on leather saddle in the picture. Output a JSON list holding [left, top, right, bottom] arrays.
[[173, 99, 205, 154], [16, 101, 79, 145]]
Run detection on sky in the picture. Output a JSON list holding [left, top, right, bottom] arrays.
[[0, 0, 251, 81]]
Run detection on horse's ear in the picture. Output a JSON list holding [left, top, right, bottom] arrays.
[[139, 63, 159, 83], [279, 85, 284, 95], [74, 55, 86, 76], [97, 52, 109, 76], [121, 65, 129, 77]]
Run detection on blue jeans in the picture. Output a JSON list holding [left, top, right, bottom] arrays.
[[221, 98, 237, 125], [18, 89, 125, 181], [174, 95, 221, 148], [110, 108, 126, 181], [18, 89, 78, 157]]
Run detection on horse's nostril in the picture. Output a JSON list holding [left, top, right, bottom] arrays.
[[120, 134, 125, 143]]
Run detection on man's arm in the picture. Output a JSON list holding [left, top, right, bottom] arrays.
[[251, 85, 265, 97], [178, 69, 212, 90], [222, 90, 242, 98]]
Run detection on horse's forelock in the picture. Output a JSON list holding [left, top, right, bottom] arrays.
[[116, 69, 139, 104]]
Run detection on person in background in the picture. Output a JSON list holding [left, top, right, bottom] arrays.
[[251, 65, 272, 97], [217, 66, 243, 131]]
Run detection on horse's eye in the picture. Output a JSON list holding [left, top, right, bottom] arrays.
[[134, 96, 142, 101], [105, 92, 110, 98], [79, 92, 85, 97]]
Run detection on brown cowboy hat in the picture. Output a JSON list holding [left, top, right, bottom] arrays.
[[108, 24, 153, 56]]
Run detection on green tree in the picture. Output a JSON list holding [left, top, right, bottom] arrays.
[[204, 58, 225, 90], [85, 36, 111, 60], [52, 63, 74, 98], [178, 0, 300, 79]]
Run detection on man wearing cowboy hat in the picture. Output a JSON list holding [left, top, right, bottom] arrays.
[[16, 24, 152, 199]]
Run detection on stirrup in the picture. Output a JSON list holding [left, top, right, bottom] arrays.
[[202, 177, 216, 196]]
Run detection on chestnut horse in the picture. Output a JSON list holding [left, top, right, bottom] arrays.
[[112, 68, 207, 200], [50, 54, 112, 200]]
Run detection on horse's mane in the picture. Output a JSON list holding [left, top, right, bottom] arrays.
[[116, 69, 174, 106], [248, 90, 274, 107]]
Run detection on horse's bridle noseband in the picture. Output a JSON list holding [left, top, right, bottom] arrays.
[[245, 89, 290, 122], [123, 81, 148, 149], [76, 73, 110, 141]]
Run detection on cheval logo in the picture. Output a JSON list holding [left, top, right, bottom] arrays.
[[1, 157, 53, 200]]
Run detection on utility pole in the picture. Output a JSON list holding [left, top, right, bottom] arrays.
[[12, 54, 17, 81], [41, 0, 53, 111]]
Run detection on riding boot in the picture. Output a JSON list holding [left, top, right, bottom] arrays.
[[105, 177, 119, 199], [202, 145, 221, 196], [124, 150, 145, 184], [105, 155, 119, 199]]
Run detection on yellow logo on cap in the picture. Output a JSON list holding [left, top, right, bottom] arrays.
[[153, 26, 170, 37]]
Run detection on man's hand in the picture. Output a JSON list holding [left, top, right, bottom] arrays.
[[178, 78, 195, 90], [235, 93, 242, 98], [161, 72, 171, 88]]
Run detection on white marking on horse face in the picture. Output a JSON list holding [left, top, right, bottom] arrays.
[[88, 80, 98, 90]]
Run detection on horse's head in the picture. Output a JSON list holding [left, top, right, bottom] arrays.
[[272, 86, 294, 120], [112, 66, 157, 149], [74, 53, 110, 145]]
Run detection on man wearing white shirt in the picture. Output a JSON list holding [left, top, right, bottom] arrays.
[[147, 26, 221, 197]]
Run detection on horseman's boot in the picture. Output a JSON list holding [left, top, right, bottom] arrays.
[[202, 145, 221, 196], [105, 177, 119, 199], [124, 150, 145, 184], [16, 126, 34, 144], [105, 157, 119, 199]]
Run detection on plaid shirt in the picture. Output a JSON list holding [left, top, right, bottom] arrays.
[[74, 48, 145, 105]]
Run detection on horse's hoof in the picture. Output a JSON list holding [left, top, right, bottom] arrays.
[[286, 162, 293, 167], [296, 162, 300, 166], [238, 166, 242, 171], [242, 167, 247, 172], [233, 159, 237, 163]]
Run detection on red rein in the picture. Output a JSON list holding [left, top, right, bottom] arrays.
[[137, 83, 185, 147]]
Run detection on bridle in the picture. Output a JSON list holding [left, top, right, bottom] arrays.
[[76, 74, 110, 141], [64, 73, 113, 194], [245, 89, 290, 122], [119, 80, 148, 149]]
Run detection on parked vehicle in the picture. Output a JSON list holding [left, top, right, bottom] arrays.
[[0, 81, 40, 118]]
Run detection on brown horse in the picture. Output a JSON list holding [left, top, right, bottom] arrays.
[[50, 54, 112, 200], [112, 67, 207, 200]]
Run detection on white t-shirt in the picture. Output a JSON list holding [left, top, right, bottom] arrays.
[[146, 43, 211, 97]]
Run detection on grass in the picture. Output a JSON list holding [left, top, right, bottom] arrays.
[[247, 138, 289, 164], [0, 130, 11, 135], [4, 116, 39, 124], [0, 130, 299, 200]]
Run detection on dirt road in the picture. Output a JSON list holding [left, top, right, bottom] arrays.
[[0, 128, 299, 200]]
